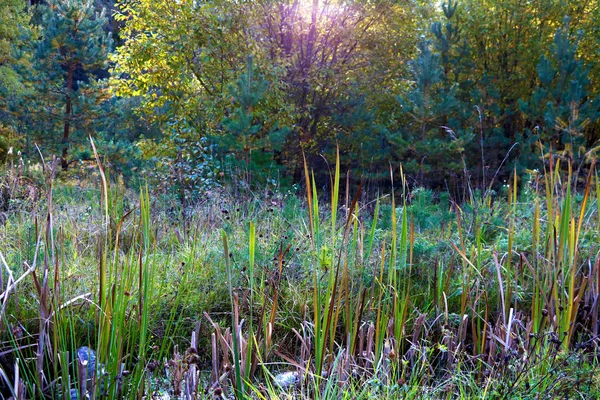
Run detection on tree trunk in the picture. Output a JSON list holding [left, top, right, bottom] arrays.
[[62, 66, 74, 170]]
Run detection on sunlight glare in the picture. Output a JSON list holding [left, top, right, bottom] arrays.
[[296, 0, 341, 23], [296, 0, 317, 21]]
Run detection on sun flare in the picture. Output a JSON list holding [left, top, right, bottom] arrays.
[[295, 0, 341, 22], [296, 0, 318, 21]]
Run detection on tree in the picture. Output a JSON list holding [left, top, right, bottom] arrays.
[[219, 56, 290, 184], [29, 0, 112, 169], [111, 0, 420, 184], [255, 0, 418, 177], [0, 0, 30, 102], [521, 18, 600, 161], [0, 0, 33, 157], [111, 0, 249, 129], [109, 0, 600, 192], [454, 0, 584, 181], [110, 0, 258, 194], [394, 38, 471, 188]]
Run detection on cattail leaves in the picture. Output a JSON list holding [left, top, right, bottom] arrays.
[[3, 146, 600, 398]]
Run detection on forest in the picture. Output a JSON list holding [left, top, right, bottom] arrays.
[[1, 0, 600, 399]]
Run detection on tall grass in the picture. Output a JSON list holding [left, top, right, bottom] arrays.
[[0, 151, 598, 399]]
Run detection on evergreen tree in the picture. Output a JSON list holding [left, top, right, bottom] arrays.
[[219, 56, 290, 184], [430, 0, 459, 80], [521, 17, 600, 161], [333, 85, 388, 181], [29, 0, 112, 169], [395, 34, 471, 188]]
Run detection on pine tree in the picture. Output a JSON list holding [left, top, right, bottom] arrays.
[[521, 17, 600, 161], [220, 56, 289, 184], [430, 0, 459, 80], [395, 37, 471, 187], [31, 0, 112, 169]]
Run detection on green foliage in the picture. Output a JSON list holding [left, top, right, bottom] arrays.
[[14, 0, 113, 169], [521, 18, 600, 160], [394, 33, 473, 186], [137, 118, 219, 208], [0, 125, 14, 164], [0, 0, 31, 107], [217, 56, 291, 184], [110, 0, 247, 129], [333, 86, 390, 176], [111, 0, 421, 185], [92, 96, 161, 182], [0, 0, 35, 156]]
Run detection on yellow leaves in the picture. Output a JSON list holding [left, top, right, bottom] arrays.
[[111, 0, 249, 126]]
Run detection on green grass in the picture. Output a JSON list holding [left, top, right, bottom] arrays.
[[0, 157, 599, 399]]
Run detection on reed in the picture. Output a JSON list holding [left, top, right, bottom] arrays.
[[0, 150, 598, 399]]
